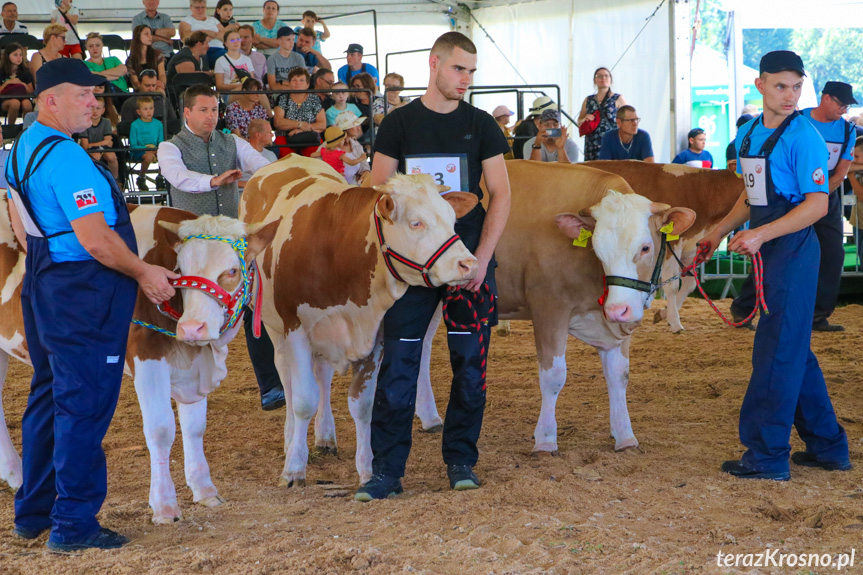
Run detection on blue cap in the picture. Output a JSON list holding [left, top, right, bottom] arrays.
[[276, 26, 294, 38], [35, 58, 104, 96], [759, 50, 805, 76]]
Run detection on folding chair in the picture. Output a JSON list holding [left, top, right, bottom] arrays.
[[170, 72, 214, 113], [117, 120, 167, 203]]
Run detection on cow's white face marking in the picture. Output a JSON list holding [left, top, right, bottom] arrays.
[[590, 191, 659, 323]]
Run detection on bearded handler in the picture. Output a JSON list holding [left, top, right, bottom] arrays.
[[698, 51, 851, 481], [5, 59, 177, 551]]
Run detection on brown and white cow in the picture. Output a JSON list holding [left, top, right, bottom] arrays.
[[239, 154, 478, 486], [0, 201, 277, 525], [582, 161, 744, 333]]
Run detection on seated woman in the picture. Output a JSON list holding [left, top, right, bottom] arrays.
[[347, 72, 378, 145], [373, 72, 408, 126], [84, 32, 129, 93], [126, 25, 167, 92], [272, 67, 325, 157], [0, 43, 33, 125], [225, 77, 270, 139], [214, 29, 253, 97], [179, 0, 225, 66], [252, 0, 285, 56], [30, 24, 67, 78]]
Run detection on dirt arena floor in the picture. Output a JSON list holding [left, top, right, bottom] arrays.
[[1, 299, 862, 574]]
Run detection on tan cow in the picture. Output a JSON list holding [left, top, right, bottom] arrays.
[[239, 154, 478, 486], [582, 161, 744, 333], [0, 201, 277, 525]]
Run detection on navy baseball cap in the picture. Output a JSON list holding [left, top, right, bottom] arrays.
[[345, 43, 363, 54], [687, 128, 705, 140], [276, 26, 294, 38], [759, 50, 805, 76], [35, 58, 105, 96], [822, 81, 858, 106], [736, 113, 755, 128]]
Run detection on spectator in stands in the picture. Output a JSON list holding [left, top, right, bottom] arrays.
[[166, 31, 212, 85], [130, 95, 164, 191], [293, 10, 329, 52], [159, 84, 270, 216], [214, 0, 238, 35], [726, 113, 754, 171], [253, 0, 285, 57], [239, 118, 276, 186], [0, 3, 26, 36], [338, 44, 379, 86], [348, 72, 377, 143], [214, 29, 253, 96], [311, 125, 367, 177], [50, 0, 82, 60], [846, 136, 863, 256], [31, 24, 67, 78], [524, 108, 578, 163], [273, 67, 324, 156], [127, 25, 167, 92], [179, 0, 224, 65], [225, 77, 270, 138], [672, 128, 714, 168], [238, 24, 266, 82], [294, 27, 329, 74], [373, 72, 407, 125], [0, 42, 32, 124], [577, 67, 626, 161], [132, 0, 175, 59], [266, 27, 304, 91], [80, 97, 119, 181], [492, 105, 514, 139], [334, 110, 369, 185], [599, 105, 654, 162], [120, 69, 178, 124], [84, 32, 129, 93], [311, 67, 334, 108], [512, 96, 553, 159], [326, 81, 361, 126], [741, 103, 759, 115]]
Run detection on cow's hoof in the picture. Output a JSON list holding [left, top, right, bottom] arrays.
[[278, 476, 306, 488], [531, 450, 560, 458], [152, 513, 182, 525], [670, 325, 685, 334], [532, 443, 560, 456], [614, 438, 639, 452], [653, 309, 665, 324], [420, 423, 443, 434], [314, 445, 338, 456], [197, 495, 225, 508]]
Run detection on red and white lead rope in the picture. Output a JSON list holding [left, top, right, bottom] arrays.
[[441, 283, 495, 389], [689, 244, 769, 327]]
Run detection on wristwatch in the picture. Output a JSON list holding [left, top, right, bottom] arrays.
[[532, 144, 542, 149]]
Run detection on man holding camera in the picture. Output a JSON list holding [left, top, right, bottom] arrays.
[[523, 108, 579, 163]]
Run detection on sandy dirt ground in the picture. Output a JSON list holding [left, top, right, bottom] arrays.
[[1, 299, 862, 574]]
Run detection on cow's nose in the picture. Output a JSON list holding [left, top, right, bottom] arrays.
[[177, 320, 207, 341], [458, 258, 477, 279], [605, 304, 632, 323]]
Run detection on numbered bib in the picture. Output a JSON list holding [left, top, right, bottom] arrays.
[[826, 141, 842, 171], [740, 157, 768, 207], [405, 154, 469, 193]]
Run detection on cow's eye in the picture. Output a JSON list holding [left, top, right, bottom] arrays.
[[641, 245, 650, 253], [226, 268, 238, 277], [410, 220, 424, 230]]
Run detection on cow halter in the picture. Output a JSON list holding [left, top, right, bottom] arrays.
[[132, 234, 260, 338], [373, 194, 462, 288], [598, 231, 669, 308]]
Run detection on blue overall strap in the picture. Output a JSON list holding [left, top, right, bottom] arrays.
[[829, 120, 855, 177], [739, 111, 799, 159], [9, 134, 74, 239]]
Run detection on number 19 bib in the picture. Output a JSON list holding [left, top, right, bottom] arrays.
[[740, 156, 768, 207]]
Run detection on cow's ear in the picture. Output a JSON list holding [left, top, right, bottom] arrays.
[[443, 191, 478, 219], [376, 193, 396, 223], [649, 201, 671, 214], [436, 184, 451, 194], [657, 207, 697, 235], [555, 212, 594, 238], [245, 217, 282, 262], [157, 220, 183, 252]]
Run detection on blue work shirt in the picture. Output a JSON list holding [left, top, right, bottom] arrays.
[[5, 121, 118, 262], [599, 129, 653, 161], [735, 114, 829, 204], [800, 108, 855, 171], [672, 148, 714, 168]]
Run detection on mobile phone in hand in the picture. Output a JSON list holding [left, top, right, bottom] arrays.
[[546, 128, 561, 138]]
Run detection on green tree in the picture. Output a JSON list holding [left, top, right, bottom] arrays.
[[742, 29, 793, 70], [692, 0, 728, 53], [792, 28, 863, 96]]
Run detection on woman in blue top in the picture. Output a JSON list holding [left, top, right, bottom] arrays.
[[697, 51, 851, 481]]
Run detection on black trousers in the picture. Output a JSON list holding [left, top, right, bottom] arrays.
[[732, 190, 844, 323], [243, 307, 283, 396]]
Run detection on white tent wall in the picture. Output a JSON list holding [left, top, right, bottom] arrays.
[[470, 0, 674, 162]]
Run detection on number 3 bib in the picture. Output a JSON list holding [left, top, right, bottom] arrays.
[[405, 154, 469, 193]]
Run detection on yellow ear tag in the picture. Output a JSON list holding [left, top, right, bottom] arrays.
[[660, 222, 679, 241], [572, 228, 592, 247]]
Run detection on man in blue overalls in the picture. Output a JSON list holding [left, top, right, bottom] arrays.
[[5, 59, 178, 551], [698, 51, 851, 480], [731, 83, 857, 331], [356, 32, 511, 500]]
